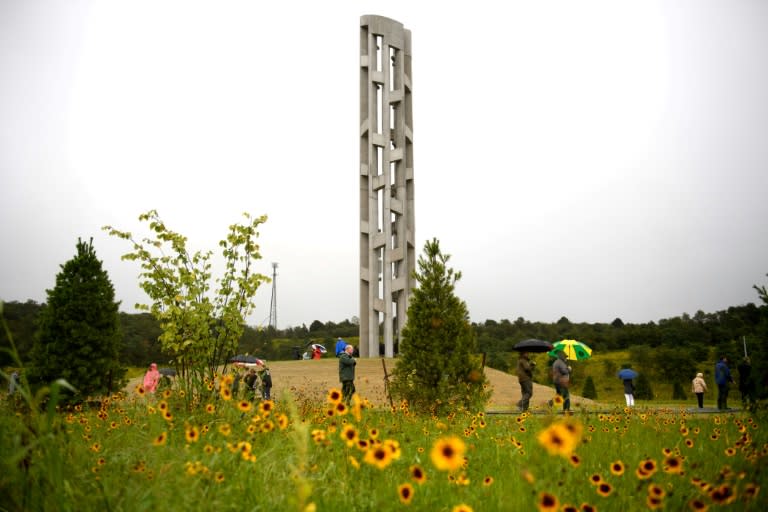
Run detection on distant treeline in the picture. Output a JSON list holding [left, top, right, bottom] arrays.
[[0, 300, 358, 367], [3, 300, 767, 379]]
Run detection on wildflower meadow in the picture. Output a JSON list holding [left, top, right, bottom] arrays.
[[1, 373, 766, 512]]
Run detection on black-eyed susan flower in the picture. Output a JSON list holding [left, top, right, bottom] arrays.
[[537, 420, 582, 457], [636, 458, 658, 479], [327, 388, 342, 403], [596, 482, 613, 497], [589, 473, 603, 486], [219, 423, 232, 436], [214, 472, 225, 483], [743, 482, 759, 500], [410, 464, 427, 484], [569, 454, 581, 467], [663, 455, 684, 474], [709, 484, 736, 505], [580, 503, 597, 512], [341, 424, 359, 446], [259, 400, 273, 416], [687, 498, 708, 511], [185, 425, 199, 443], [153, 432, 167, 446], [430, 436, 466, 472], [537, 492, 559, 512], [276, 413, 289, 430], [260, 420, 275, 433], [398, 483, 414, 504], [646, 495, 664, 510], [610, 460, 625, 476], [482, 476, 494, 486], [363, 444, 394, 470], [237, 400, 252, 412], [451, 504, 473, 512]]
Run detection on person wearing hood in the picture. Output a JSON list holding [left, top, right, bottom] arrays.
[[143, 363, 161, 394], [691, 372, 708, 409]]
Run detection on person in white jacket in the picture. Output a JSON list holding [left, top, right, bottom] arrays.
[[691, 372, 708, 409]]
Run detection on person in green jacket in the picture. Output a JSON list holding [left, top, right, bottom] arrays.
[[339, 344, 357, 405]]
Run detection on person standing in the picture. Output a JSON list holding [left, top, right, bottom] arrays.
[[622, 378, 635, 407], [142, 363, 161, 394], [516, 352, 535, 411], [256, 362, 273, 400], [552, 350, 572, 412], [312, 346, 323, 360], [691, 372, 707, 409], [737, 357, 756, 408], [339, 344, 357, 405], [715, 356, 734, 410]]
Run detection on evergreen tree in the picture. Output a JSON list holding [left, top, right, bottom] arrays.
[[28, 238, 124, 399], [634, 373, 655, 400], [390, 239, 490, 414], [672, 380, 687, 400], [581, 376, 598, 399]]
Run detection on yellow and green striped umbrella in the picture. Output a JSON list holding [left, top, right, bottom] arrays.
[[547, 339, 592, 361]]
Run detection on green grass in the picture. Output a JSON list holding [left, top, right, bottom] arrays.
[[2, 376, 766, 512]]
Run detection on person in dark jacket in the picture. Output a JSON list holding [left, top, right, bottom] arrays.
[[339, 344, 357, 405], [737, 357, 755, 408], [715, 356, 734, 410], [516, 352, 535, 411]]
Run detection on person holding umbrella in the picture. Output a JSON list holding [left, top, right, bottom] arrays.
[[516, 351, 535, 411], [618, 365, 637, 407]]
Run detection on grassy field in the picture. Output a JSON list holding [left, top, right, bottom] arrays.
[[2, 370, 765, 511]]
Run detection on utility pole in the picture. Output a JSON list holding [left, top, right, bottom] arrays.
[[268, 262, 278, 330]]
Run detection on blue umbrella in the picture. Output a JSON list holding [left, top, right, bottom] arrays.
[[618, 368, 638, 380]]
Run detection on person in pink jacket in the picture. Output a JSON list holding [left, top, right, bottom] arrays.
[[143, 363, 161, 393]]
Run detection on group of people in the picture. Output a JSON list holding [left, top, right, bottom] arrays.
[[516, 349, 572, 412], [516, 351, 758, 412], [140, 360, 273, 400]]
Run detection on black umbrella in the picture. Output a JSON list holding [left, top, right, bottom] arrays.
[[512, 339, 554, 353], [230, 354, 259, 364], [159, 367, 176, 377]]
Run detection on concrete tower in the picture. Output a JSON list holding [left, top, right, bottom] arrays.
[[359, 15, 415, 358]]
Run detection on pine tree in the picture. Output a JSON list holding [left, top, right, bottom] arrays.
[[390, 239, 490, 414], [581, 376, 598, 399], [29, 238, 124, 400], [672, 380, 687, 400], [633, 373, 655, 400]]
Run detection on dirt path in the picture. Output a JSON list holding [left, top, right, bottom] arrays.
[[126, 358, 594, 410]]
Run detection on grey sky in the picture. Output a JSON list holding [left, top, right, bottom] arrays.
[[2, 1, 767, 329]]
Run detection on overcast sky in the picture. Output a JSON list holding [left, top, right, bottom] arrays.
[[2, 0, 767, 329]]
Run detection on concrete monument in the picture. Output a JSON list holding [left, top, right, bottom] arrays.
[[359, 15, 415, 358]]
